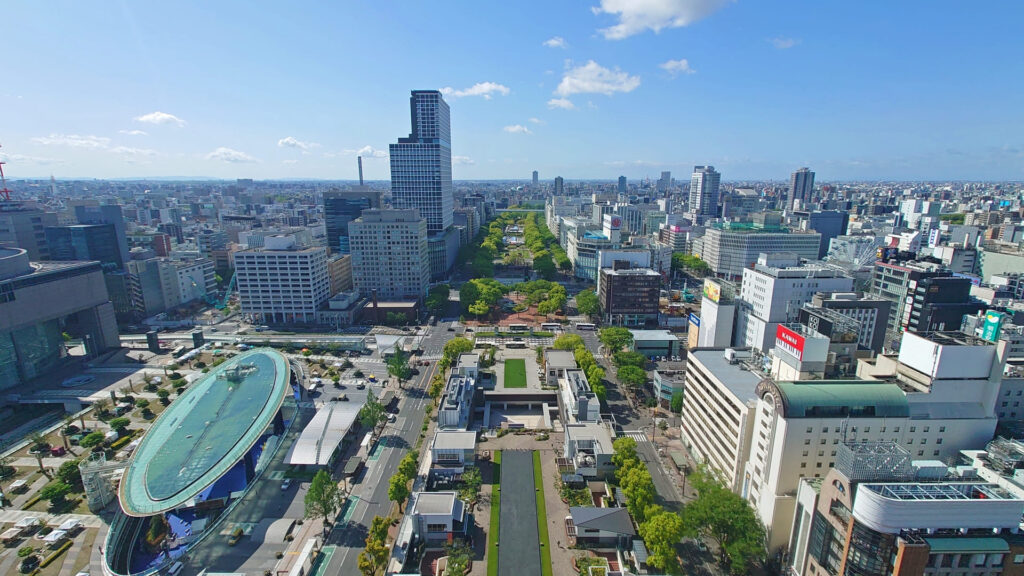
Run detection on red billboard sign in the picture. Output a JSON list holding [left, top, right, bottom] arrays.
[[776, 325, 806, 361]]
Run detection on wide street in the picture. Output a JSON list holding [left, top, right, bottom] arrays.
[[571, 326, 684, 509], [324, 349, 438, 576]]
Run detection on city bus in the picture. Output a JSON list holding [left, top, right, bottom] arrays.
[[540, 323, 561, 332], [508, 323, 529, 333], [574, 322, 596, 331]]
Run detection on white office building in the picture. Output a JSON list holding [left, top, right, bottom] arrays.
[[235, 235, 330, 324], [698, 226, 822, 279], [734, 253, 853, 353], [688, 165, 721, 225], [349, 209, 430, 301]]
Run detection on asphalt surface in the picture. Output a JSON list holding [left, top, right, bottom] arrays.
[[323, 348, 438, 576], [571, 326, 683, 510], [497, 450, 541, 576]]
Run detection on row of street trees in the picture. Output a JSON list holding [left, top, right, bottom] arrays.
[[552, 334, 606, 401], [610, 438, 766, 574]]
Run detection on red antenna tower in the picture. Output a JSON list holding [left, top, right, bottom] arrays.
[[0, 145, 12, 201]]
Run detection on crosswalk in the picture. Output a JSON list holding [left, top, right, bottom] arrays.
[[622, 430, 650, 444]]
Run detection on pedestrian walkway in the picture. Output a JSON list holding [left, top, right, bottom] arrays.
[[622, 430, 650, 444], [0, 509, 106, 528]]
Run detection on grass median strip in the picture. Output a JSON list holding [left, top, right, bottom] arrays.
[[533, 450, 552, 576], [487, 450, 502, 576], [503, 359, 527, 388]]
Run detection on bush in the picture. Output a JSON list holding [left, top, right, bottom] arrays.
[[109, 417, 131, 432], [80, 431, 106, 449], [39, 540, 73, 568], [17, 546, 33, 558], [168, 372, 182, 380], [135, 398, 150, 409], [109, 433, 135, 451]]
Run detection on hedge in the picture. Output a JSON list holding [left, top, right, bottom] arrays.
[[39, 539, 73, 568], [109, 431, 136, 451]]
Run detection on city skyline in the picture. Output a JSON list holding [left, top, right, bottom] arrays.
[[2, 2, 1023, 181]]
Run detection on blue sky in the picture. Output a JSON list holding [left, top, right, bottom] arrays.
[[2, 1, 1023, 181]]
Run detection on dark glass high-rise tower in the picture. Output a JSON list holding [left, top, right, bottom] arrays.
[[389, 90, 453, 234], [323, 189, 381, 254]]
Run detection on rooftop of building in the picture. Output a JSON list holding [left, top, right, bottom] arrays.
[[411, 491, 462, 516], [773, 380, 909, 419], [546, 350, 577, 370], [565, 421, 615, 449], [118, 348, 290, 516], [861, 482, 1013, 502], [432, 430, 477, 451], [689, 348, 763, 402], [629, 329, 679, 341], [602, 267, 660, 277]]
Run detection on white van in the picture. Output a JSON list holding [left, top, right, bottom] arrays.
[[166, 562, 183, 576]]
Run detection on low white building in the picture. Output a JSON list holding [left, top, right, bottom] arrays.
[[429, 430, 476, 478], [408, 491, 469, 542]]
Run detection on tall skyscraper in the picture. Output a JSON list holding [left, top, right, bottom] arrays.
[[323, 188, 381, 254], [688, 165, 721, 225], [389, 90, 453, 234], [45, 224, 125, 271], [789, 167, 815, 210], [658, 171, 671, 193], [618, 176, 627, 195], [532, 170, 539, 187], [554, 176, 564, 196]]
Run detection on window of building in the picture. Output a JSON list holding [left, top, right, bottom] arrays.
[[427, 524, 448, 533]]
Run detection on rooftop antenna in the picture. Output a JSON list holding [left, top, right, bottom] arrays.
[[0, 145, 12, 201], [357, 156, 364, 186]]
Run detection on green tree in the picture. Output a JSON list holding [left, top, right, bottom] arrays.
[[468, 300, 489, 320], [388, 473, 410, 512], [109, 417, 131, 433], [425, 284, 451, 314], [387, 350, 412, 382], [135, 398, 150, 409], [459, 281, 481, 313], [369, 515, 390, 545], [56, 460, 82, 487], [398, 451, 419, 479], [599, 327, 634, 353], [613, 351, 647, 368], [612, 437, 640, 472], [80, 431, 106, 449], [358, 536, 390, 576], [682, 467, 767, 575], [621, 464, 657, 524], [40, 481, 72, 505], [459, 466, 483, 505], [359, 391, 387, 429], [671, 391, 684, 413], [617, 365, 648, 390], [639, 511, 686, 574], [441, 337, 474, 368], [574, 288, 600, 317], [304, 469, 343, 537], [552, 334, 585, 351]]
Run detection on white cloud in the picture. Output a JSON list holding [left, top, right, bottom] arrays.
[[31, 134, 111, 149], [0, 152, 64, 166], [282, 159, 298, 165], [110, 146, 158, 157], [660, 58, 696, 76], [118, 129, 148, 136], [770, 37, 800, 49], [547, 98, 576, 110], [134, 111, 186, 126], [555, 60, 640, 96], [528, 117, 545, 125], [205, 147, 257, 163], [453, 155, 475, 165], [277, 136, 320, 151], [593, 0, 731, 40], [543, 36, 568, 49], [503, 125, 533, 135], [440, 82, 511, 100], [357, 145, 388, 158]]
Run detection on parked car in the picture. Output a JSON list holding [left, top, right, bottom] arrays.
[[281, 479, 292, 491]]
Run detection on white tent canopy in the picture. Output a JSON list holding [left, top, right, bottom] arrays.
[[286, 398, 366, 466]]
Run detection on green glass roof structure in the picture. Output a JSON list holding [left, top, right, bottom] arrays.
[[119, 349, 290, 516], [774, 380, 909, 419]]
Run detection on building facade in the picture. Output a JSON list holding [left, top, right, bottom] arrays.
[[235, 236, 330, 324], [322, 188, 381, 254], [597, 262, 660, 327], [389, 90, 453, 235], [349, 209, 430, 301]]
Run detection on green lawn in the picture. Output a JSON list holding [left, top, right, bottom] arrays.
[[533, 451, 553, 576], [503, 359, 527, 388], [487, 451, 502, 576]]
